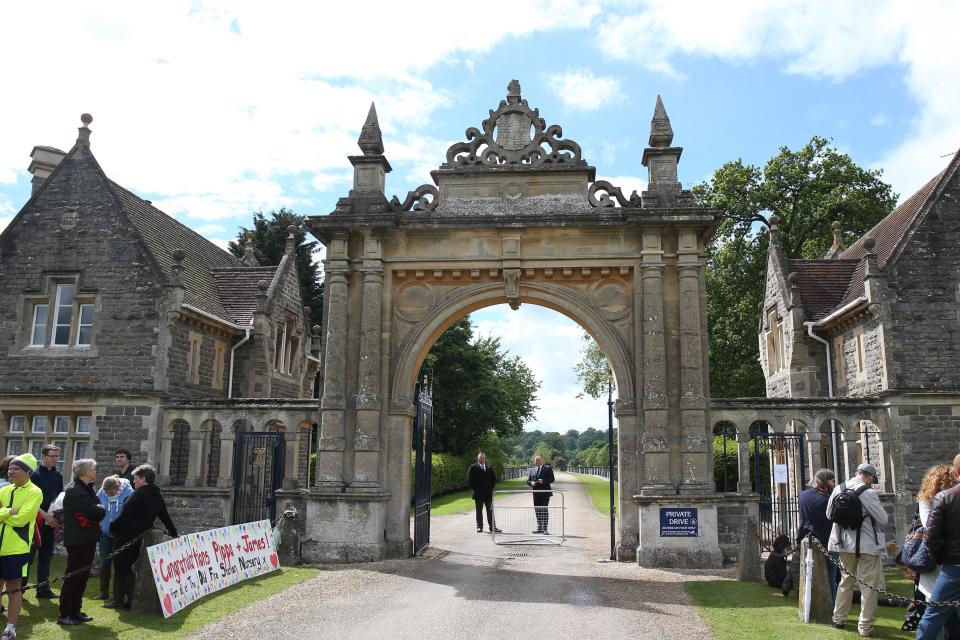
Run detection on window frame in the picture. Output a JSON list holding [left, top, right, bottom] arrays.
[[76, 303, 95, 347], [72, 440, 89, 464], [6, 440, 23, 456], [75, 416, 91, 434], [31, 416, 48, 434], [52, 283, 77, 347], [9, 416, 26, 434], [29, 304, 48, 347], [53, 415, 70, 434]]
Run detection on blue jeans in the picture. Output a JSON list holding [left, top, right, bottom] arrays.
[[828, 552, 839, 603], [917, 564, 960, 639], [99, 534, 114, 571]]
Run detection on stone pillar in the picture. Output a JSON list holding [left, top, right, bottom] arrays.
[[677, 248, 710, 494], [283, 434, 298, 490], [352, 235, 384, 490], [216, 428, 236, 489], [317, 239, 350, 489], [840, 426, 859, 480], [185, 428, 205, 487], [805, 430, 823, 481], [640, 231, 671, 493], [736, 430, 753, 494], [158, 428, 173, 486], [384, 407, 415, 557], [615, 408, 639, 561]]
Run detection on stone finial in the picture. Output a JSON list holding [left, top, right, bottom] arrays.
[[863, 235, 876, 254], [285, 224, 297, 255], [312, 324, 321, 336], [77, 113, 93, 146], [825, 220, 846, 259], [769, 214, 781, 231], [649, 95, 673, 147], [170, 248, 186, 287], [787, 271, 799, 288], [257, 279, 269, 293], [507, 79, 521, 103], [357, 102, 384, 156], [241, 230, 260, 267]]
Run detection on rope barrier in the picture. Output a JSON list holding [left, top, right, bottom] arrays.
[[808, 535, 960, 608]]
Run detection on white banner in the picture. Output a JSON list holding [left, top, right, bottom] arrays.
[[147, 519, 279, 618]]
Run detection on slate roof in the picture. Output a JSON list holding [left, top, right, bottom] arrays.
[[107, 181, 250, 323], [211, 266, 278, 325], [785, 259, 860, 321], [782, 159, 955, 324]]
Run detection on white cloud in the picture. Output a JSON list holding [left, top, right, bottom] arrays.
[[547, 69, 623, 111], [0, 195, 14, 215], [0, 216, 12, 236], [0, 0, 602, 221], [593, 0, 960, 197], [869, 114, 890, 127], [194, 223, 227, 236], [598, 175, 647, 199]]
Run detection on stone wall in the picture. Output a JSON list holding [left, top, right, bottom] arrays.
[[833, 316, 886, 398], [716, 497, 761, 564], [94, 402, 158, 472], [166, 320, 230, 399], [0, 148, 163, 395], [163, 487, 231, 534], [888, 170, 960, 391]]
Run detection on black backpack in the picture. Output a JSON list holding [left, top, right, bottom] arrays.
[[829, 482, 875, 555]]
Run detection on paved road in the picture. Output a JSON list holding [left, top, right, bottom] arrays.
[[190, 473, 717, 639]]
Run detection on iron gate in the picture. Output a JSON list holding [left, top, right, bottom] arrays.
[[752, 432, 806, 550], [232, 432, 285, 525], [413, 380, 434, 556]]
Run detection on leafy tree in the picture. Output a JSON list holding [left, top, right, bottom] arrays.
[[228, 208, 325, 324], [695, 136, 897, 397], [573, 332, 615, 399], [418, 316, 540, 455]]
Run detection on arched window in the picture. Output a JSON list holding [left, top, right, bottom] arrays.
[[169, 420, 190, 487], [712, 422, 739, 492], [205, 421, 222, 488]]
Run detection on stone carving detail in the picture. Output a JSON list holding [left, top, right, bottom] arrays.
[[388, 184, 439, 212], [503, 268, 521, 310], [588, 180, 642, 208], [592, 280, 630, 320], [442, 80, 585, 168]]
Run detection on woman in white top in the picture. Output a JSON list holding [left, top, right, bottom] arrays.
[[917, 464, 954, 597]]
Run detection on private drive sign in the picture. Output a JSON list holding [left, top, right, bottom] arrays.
[[659, 508, 699, 537], [147, 519, 279, 617]]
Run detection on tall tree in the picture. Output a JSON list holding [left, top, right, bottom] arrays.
[[418, 317, 540, 455], [573, 332, 615, 399], [695, 136, 897, 397], [228, 208, 324, 324]]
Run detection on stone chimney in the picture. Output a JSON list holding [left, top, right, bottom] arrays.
[[27, 146, 67, 195]]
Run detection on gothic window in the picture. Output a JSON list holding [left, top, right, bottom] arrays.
[[854, 330, 867, 378], [187, 332, 203, 385], [274, 323, 287, 373], [206, 422, 222, 487], [833, 336, 846, 387], [766, 310, 785, 373], [169, 420, 190, 486], [212, 341, 226, 390]]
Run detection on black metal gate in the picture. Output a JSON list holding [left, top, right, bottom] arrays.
[[232, 432, 285, 525], [413, 380, 434, 556], [752, 432, 806, 550]]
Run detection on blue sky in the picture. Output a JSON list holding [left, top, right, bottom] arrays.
[[1, 1, 956, 431]]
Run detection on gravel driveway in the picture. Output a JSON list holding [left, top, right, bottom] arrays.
[[188, 472, 719, 639]]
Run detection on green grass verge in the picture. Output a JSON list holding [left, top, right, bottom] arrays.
[[686, 570, 915, 640], [424, 477, 529, 516], [13, 554, 320, 640], [570, 472, 619, 516]]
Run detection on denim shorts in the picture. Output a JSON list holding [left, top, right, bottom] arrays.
[[0, 552, 30, 580]]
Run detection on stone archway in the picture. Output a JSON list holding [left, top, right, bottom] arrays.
[[306, 82, 718, 565]]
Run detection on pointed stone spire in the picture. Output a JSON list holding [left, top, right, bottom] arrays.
[[357, 103, 384, 156], [648, 96, 673, 147], [77, 113, 93, 147], [241, 230, 260, 266]]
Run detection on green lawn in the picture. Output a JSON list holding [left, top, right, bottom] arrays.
[[686, 570, 916, 640], [570, 472, 619, 516], [10, 555, 320, 640], [424, 477, 529, 516]]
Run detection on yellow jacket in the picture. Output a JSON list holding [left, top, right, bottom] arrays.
[[0, 480, 43, 556]]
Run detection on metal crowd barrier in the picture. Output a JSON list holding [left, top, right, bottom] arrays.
[[491, 490, 565, 546]]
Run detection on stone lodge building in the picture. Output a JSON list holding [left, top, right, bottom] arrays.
[[0, 116, 321, 532], [754, 149, 960, 540]]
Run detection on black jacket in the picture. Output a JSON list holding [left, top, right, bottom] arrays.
[[62, 479, 106, 548], [109, 483, 178, 543], [467, 463, 497, 500], [925, 484, 960, 565], [527, 465, 555, 497], [797, 487, 832, 544]]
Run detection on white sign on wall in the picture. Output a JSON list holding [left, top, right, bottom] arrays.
[[773, 463, 789, 484], [147, 519, 279, 618]]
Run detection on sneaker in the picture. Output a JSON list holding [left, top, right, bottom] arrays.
[[831, 623, 845, 630], [858, 628, 873, 638], [74, 612, 93, 623], [476, 526, 483, 533], [1, 628, 16, 639], [35, 588, 57, 599]]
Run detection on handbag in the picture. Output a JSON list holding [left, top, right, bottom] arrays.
[[902, 523, 936, 572]]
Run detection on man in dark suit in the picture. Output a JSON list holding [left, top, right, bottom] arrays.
[[467, 452, 499, 533], [527, 455, 555, 534]]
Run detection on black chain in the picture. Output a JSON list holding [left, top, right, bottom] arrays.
[[0, 532, 145, 599], [809, 535, 960, 608]]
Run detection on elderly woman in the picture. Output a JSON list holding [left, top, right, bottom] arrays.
[[92, 475, 132, 600], [105, 464, 177, 610], [58, 458, 106, 626]]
